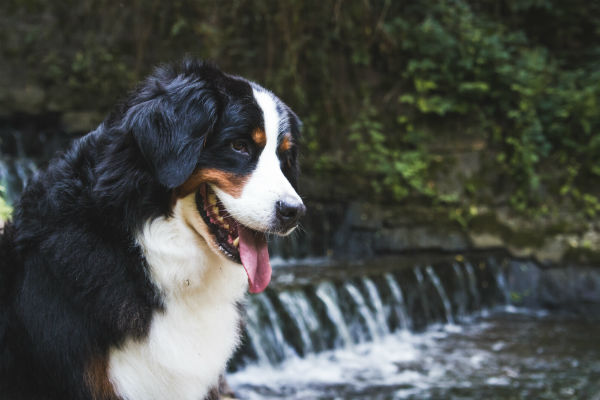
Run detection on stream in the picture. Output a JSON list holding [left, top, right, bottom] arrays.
[[228, 257, 600, 400]]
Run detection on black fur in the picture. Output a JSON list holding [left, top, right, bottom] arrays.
[[0, 59, 301, 400]]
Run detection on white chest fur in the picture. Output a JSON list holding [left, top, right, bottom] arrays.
[[108, 208, 248, 400]]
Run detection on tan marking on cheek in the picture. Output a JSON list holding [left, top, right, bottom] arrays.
[[279, 134, 293, 152], [252, 128, 266, 147], [85, 355, 118, 400], [174, 168, 249, 199]]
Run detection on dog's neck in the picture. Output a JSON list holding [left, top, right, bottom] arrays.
[[138, 197, 247, 298], [108, 197, 248, 400]]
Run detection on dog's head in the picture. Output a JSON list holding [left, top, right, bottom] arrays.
[[119, 60, 304, 293]]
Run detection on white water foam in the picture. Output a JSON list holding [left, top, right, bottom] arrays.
[[229, 332, 426, 399], [228, 324, 493, 399]]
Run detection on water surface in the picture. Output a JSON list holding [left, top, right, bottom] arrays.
[[230, 309, 600, 399]]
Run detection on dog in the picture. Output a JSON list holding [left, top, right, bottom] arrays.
[[0, 59, 305, 400]]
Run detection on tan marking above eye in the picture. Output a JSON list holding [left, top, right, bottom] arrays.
[[279, 135, 293, 152], [251, 128, 266, 147], [174, 168, 249, 199]]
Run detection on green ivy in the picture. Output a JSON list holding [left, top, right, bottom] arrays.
[[0, 186, 12, 221], [380, 0, 600, 213], [348, 100, 434, 200]]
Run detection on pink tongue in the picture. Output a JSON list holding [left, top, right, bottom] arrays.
[[238, 226, 271, 293]]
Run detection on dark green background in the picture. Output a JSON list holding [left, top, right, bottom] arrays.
[[1, 0, 600, 221]]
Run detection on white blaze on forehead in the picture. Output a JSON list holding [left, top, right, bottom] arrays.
[[253, 89, 280, 154], [212, 88, 302, 232]]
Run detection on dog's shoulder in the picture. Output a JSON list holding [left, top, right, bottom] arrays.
[[13, 129, 161, 330], [2, 131, 163, 399]]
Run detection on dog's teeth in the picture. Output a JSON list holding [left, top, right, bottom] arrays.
[[233, 237, 239, 247], [208, 194, 217, 205], [223, 223, 229, 230], [212, 206, 220, 215]]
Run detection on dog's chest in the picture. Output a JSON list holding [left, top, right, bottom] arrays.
[[108, 288, 243, 400], [108, 216, 248, 400]]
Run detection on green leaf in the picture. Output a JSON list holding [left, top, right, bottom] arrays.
[[458, 82, 490, 92]]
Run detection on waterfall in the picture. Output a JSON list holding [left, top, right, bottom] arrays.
[[344, 282, 381, 342], [0, 158, 38, 204], [255, 294, 297, 360], [384, 273, 410, 330], [363, 277, 389, 337], [489, 258, 510, 305], [452, 263, 468, 320], [315, 282, 353, 348], [464, 262, 481, 310], [0, 128, 40, 205], [277, 291, 315, 355], [14, 159, 37, 190], [244, 303, 271, 365], [414, 266, 433, 322], [230, 255, 520, 372], [425, 265, 455, 324]]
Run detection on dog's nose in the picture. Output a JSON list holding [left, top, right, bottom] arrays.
[[275, 197, 306, 230]]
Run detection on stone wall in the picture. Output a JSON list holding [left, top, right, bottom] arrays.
[[294, 172, 600, 268]]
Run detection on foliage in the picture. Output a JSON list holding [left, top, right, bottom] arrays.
[[1, 0, 599, 214], [347, 99, 434, 200], [0, 186, 12, 221], [345, 0, 600, 212]]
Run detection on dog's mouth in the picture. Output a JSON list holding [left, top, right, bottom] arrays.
[[195, 184, 271, 293]]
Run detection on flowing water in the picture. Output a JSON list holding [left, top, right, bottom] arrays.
[[229, 258, 600, 400], [230, 312, 600, 399]]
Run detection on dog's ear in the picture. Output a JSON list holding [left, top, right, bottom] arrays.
[[127, 90, 218, 189]]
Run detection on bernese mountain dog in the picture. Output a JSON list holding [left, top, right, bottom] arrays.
[[0, 59, 305, 400]]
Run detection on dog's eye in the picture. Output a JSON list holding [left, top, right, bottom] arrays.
[[231, 139, 249, 155]]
